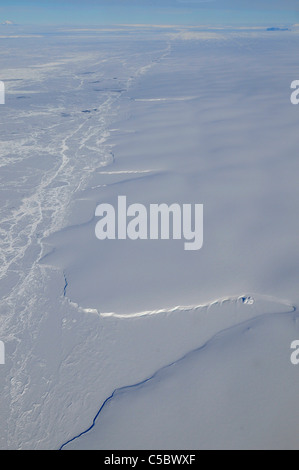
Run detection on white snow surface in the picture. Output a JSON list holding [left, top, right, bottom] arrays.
[[0, 25, 299, 449]]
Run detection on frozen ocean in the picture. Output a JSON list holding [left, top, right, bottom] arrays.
[[0, 23, 299, 449]]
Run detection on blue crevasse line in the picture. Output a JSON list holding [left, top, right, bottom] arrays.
[[63, 274, 68, 297], [59, 392, 114, 450], [59, 303, 297, 450], [59, 357, 179, 450]]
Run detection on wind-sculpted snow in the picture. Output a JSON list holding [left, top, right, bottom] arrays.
[[0, 26, 299, 449], [0, 28, 175, 448], [41, 32, 299, 316], [58, 288, 298, 449], [62, 307, 299, 450]]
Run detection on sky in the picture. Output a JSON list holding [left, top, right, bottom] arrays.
[[0, 0, 298, 26]]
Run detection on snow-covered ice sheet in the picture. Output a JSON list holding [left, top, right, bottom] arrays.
[[63, 309, 299, 450], [0, 25, 299, 449], [42, 32, 299, 316]]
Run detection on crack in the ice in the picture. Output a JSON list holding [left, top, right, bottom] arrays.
[[63, 273, 68, 298], [59, 298, 296, 450]]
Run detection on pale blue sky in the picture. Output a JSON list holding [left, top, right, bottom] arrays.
[[0, 0, 298, 25]]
